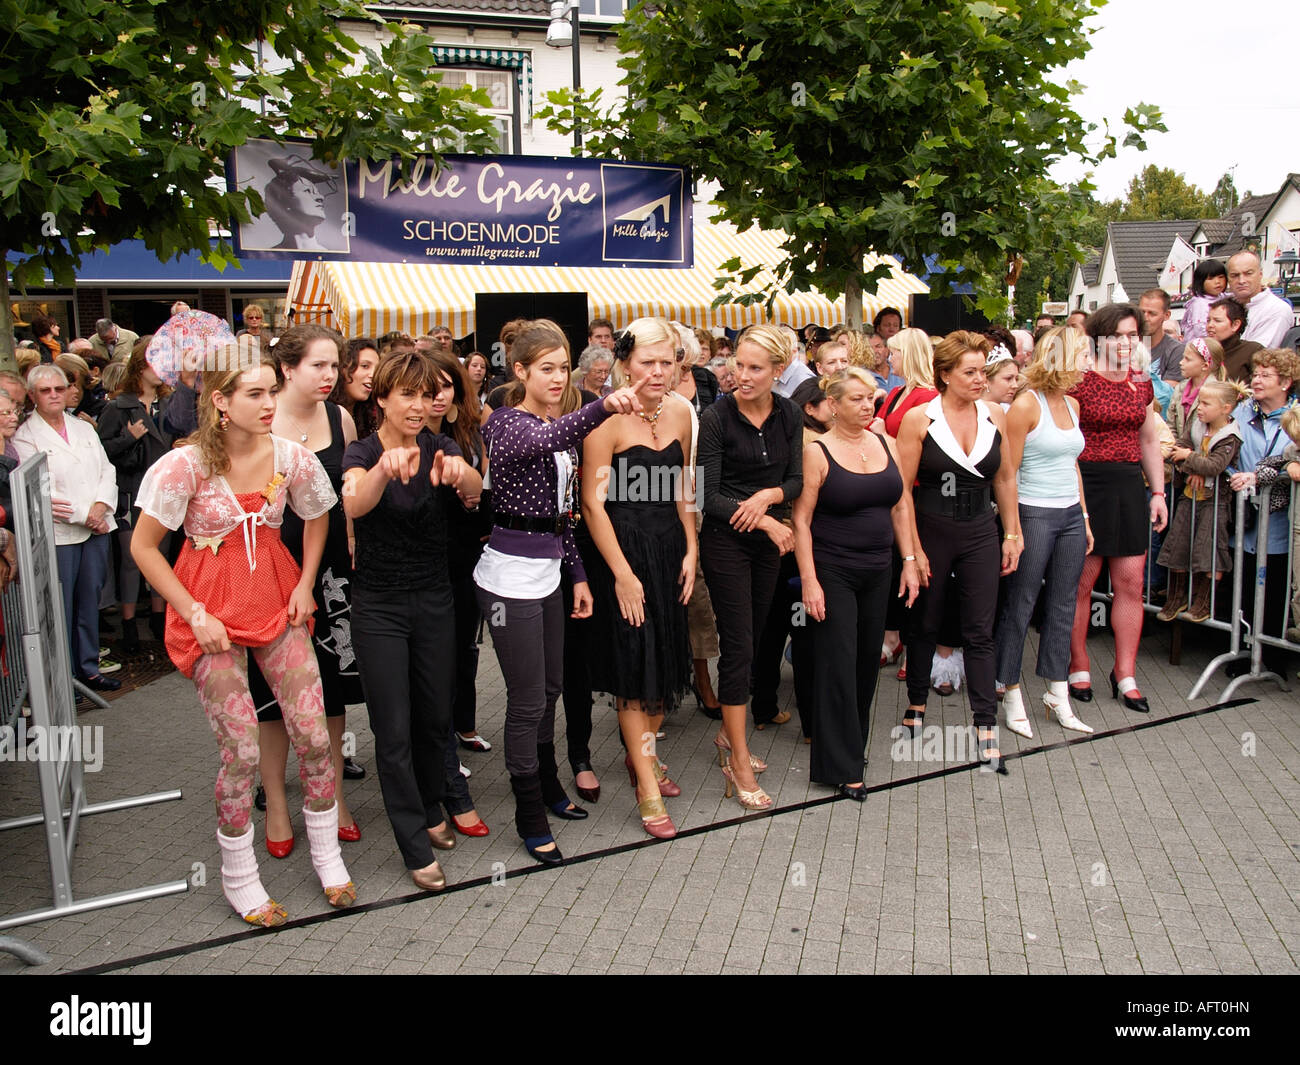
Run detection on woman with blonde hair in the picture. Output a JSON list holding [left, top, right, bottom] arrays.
[[994, 327, 1095, 738], [583, 317, 696, 837], [794, 368, 919, 799], [876, 328, 938, 670], [131, 354, 354, 925], [698, 323, 802, 808]]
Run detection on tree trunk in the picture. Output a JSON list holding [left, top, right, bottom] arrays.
[[845, 273, 863, 330], [0, 254, 16, 374]]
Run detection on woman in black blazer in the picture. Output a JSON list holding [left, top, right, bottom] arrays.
[[97, 339, 173, 649]]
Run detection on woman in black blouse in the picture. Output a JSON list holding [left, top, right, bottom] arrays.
[[698, 324, 802, 809], [342, 350, 482, 892]]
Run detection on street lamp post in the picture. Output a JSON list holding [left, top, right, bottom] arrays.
[[1274, 248, 1299, 302], [546, 1, 582, 151]]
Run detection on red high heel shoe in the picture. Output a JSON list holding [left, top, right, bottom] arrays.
[[880, 642, 904, 667], [452, 814, 491, 838], [637, 791, 677, 839], [337, 821, 361, 843], [266, 834, 294, 859], [625, 754, 683, 797]]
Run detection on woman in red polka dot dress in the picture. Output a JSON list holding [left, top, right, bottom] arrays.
[[131, 354, 355, 927]]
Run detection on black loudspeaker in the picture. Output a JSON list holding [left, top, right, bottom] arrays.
[[474, 292, 590, 371], [907, 293, 989, 336]]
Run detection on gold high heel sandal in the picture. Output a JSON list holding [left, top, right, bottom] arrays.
[[721, 763, 773, 810], [713, 731, 767, 773]]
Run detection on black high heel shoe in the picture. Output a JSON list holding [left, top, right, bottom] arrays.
[[550, 799, 588, 820], [1069, 682, 1093, 703], [1109, 671, 1149, 713], [573, 761, 600, 803], [693, 683, 723, 721]]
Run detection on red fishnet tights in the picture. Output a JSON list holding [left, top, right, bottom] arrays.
[[1070, 553, 1147, 685]]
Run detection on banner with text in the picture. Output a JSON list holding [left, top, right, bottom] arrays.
[[228, 141, 692, 269]]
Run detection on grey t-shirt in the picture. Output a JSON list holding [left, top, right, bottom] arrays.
[[1149, 334, 1184, 382]]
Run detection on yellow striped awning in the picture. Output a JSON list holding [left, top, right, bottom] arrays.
[[284, 219, 928, 338]]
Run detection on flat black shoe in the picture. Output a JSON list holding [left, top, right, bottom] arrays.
[[524, 837, 564, 865], [254, 785, 267, 811], [83, 673, 121, 693], [342, 757, 366, 780], [550, 799, 588, 820], [837, 784, 868, 802]]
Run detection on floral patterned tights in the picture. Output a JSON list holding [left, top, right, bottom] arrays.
[[193, 624, 334, 834]]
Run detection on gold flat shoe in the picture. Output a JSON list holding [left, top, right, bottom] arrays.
[[427, 822, 457, 850]]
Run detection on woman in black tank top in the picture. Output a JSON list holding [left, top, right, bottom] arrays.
[[896, 333, 1022, 773], [794, 370, 919, 800]]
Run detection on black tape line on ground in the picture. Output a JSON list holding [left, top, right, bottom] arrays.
[[63, 696, 1257, 975]]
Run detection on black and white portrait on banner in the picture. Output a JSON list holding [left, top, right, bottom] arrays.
[[229, 138, 351, 254]]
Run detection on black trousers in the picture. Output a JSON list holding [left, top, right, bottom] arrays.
[[752, 549, 812, 731], [352, 583, 453, 870], [699, 520, 781, 708], [449, 563, 482, 736], [561, 571, 595, 772], [809, 560, 890, 785], [475, 584, 570, 840], [906, 510, 1000, 727]]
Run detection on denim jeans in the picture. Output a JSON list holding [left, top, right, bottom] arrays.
[[995, 503, 1087, 684]]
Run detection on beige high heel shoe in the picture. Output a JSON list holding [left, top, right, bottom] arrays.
[[714, 731, 767, 773], [721, 763, 773, 811]]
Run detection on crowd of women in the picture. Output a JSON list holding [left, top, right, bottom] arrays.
[[14, 295, 1299, 929]]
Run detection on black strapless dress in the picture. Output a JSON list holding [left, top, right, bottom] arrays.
[[586, 441, 692, 714]]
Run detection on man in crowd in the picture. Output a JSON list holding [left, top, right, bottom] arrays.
[[89, 318, 139, 364], [1139, 288, 1184, 382], [1067, 309, 1088, 333], [1228, 251, 1293, 347], [588, 317, 614, 351], [872, 306, 903, 340], [1034, 313, 1055, 335]]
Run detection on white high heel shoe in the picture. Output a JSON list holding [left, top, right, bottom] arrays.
[[1044, 681, 1094, 734], [1002, 685, 1033, 739]]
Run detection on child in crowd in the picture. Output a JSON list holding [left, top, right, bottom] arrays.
[[1165, 338, 1226, 443], [1157, 379, 1249, 623]]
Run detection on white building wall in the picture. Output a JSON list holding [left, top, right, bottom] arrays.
[[343, 19, 627, 158]]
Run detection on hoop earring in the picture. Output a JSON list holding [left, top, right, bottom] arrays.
[[219, 413, 230, 431]]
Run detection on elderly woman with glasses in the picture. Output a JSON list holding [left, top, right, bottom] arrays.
[[13, 365, 120, 692], [577, 344, 614, 398]]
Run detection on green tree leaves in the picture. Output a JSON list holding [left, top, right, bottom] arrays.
[[541, 0, 1160, 325], [0, 0, 498, 364]]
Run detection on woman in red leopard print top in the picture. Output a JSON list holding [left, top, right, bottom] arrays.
[[1066, 305, 1169, 713]]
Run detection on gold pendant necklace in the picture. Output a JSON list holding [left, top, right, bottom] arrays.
[[636, 399, 665, 442]]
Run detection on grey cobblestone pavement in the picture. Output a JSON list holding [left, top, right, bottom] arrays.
[[2, 622, 1298, 975]]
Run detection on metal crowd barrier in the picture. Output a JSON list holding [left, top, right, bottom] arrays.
[[1214, 479, 1300, 701], [1087, 475, 1300, 702], [0, 582, 27, 735]]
